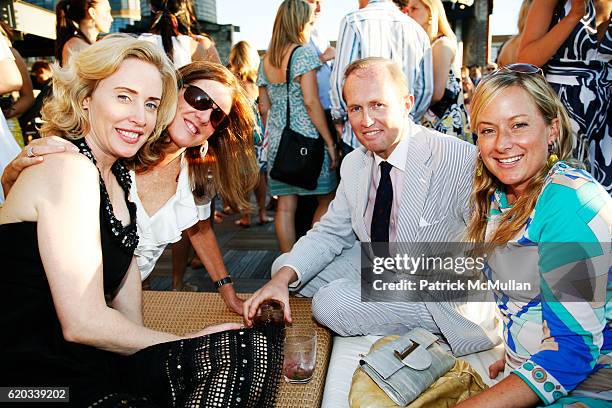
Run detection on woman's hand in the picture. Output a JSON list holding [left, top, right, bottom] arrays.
[[569, 0, 587, 20], [327, 143, 339, 170], [188, 322, 242, 338], [219, 284, 244, 315], [1, 136, 79, 197]]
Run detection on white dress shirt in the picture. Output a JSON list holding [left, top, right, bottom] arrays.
[[330, 0, 433, 148], [364, 131, 410, 242]]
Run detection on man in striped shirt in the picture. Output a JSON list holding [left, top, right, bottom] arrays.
[[330, 0, 433, 149]]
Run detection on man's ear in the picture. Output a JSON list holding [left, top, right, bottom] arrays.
[[87, 6, 97, 21], [404, 94, 414, 114]]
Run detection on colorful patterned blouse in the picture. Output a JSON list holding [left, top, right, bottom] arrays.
[[484, 162, 611, 405]]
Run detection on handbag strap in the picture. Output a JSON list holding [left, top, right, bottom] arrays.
[[285, 45, 301, 128]]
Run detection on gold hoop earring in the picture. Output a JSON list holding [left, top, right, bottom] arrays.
[[476, 156, 483, 177]]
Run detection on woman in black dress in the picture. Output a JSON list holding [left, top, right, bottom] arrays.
[[0, 35, 283, 407]]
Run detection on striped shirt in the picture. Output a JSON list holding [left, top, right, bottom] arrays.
[[330, 0, 433, 148]]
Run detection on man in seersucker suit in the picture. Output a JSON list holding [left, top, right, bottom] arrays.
[[244, 57, 499, 356]]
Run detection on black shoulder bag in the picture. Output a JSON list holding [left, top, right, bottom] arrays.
[[270, 46, 324, 190]]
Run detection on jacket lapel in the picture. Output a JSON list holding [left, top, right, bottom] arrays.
[[355, 149, 374, 242], [397, 126, 433, 242]]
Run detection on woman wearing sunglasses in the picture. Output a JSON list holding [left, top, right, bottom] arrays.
[[1, 60, 257, 315], [456, 65, 611, 407]]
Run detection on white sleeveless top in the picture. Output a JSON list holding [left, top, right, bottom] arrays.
[[137, 33, 193, 68], [131, 152, 211, 280]]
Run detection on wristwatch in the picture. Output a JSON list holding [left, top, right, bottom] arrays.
[[214, 276, 233, 288]]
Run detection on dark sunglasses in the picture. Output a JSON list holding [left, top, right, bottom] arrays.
[[493, 63, 544, 76], [183, 85, 229, 131]]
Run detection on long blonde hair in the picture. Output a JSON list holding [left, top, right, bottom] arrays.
[[419, 0, 456, 41], [228, 41, 260, 84], [41, 34, 178, 167], [517, 0, 533, 33], [267, 0, 313, 68], [466, 71, 574, 244]]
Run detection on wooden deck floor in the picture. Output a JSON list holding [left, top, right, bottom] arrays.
[[145, 211, 280, 293]]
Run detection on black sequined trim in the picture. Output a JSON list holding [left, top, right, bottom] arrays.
[[75, 139, 139, 252]]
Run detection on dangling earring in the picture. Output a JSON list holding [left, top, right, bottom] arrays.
[[476, 155, 483, 177], [199, 143, 208, 159], [547, 140, 559, 168]]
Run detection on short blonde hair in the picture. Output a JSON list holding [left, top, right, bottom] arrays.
[[41, 34, 178, 167], [267, 0, 313, 68], [342, 57, 409, 101], [466, 71, 574, 244]]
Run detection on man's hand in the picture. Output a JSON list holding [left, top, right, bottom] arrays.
[[243, 267, 297, 326], [2, 136, 78, 197], [488, 358, 505, 379], [320, 46, 336, 63]]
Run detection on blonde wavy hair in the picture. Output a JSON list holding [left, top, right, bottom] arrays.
[[418, 0, 456, 41], [228, 41, 260, 84], [267, 0, 313, 68], [41, 34, 178, 167], [466, 70, 574, 244]]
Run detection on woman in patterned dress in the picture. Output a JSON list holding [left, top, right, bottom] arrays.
[[258, 0, 338, 252], [457, 68, 611, 407], [402, 0, 472, 142], [519, 0, 612, 193]]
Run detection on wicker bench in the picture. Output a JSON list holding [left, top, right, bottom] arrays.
[[142, 290, 332, 408]]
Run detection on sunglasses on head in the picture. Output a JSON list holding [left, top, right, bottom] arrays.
[[183, 85, 229, 131], [493, 63, 544, 76]]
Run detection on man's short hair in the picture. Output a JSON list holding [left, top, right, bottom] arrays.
[[392, 0, 409, 7], [342, 57, 409, 101]]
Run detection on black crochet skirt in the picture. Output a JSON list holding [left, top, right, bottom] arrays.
[[84, 326, 284, 408]]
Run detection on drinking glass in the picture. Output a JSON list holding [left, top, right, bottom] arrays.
[[283, 326, 317, 384]]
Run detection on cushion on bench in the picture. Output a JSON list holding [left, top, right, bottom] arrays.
[[142, 290, 332, 408]]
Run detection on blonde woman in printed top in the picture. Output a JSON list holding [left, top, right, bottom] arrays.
[[457, 65, 611, 408]]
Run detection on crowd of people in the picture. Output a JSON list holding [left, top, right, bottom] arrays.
[[0, 0, 610, 407]]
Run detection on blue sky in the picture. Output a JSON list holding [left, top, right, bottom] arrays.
[[217, 0, 523, 50]]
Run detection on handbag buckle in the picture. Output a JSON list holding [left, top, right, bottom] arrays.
[[300, 147, 308, 156], [393, 341, 432, 371]]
